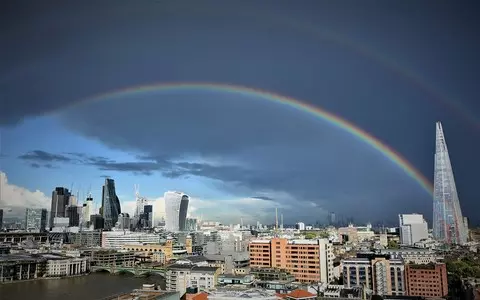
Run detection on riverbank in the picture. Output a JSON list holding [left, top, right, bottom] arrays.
[[0, 272, 166, 300], [0, 272, 89, 285]]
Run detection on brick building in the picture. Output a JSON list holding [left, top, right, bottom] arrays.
[[405, 263, 448, 298], [249, 238, 333, 283]]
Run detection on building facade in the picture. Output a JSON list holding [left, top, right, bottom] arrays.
[[50, 187, 71, 229], [433, 122, 467, 245], [405, 263, 448, 298], [101, 178, 121, 230], [25, 208, 48, 233], [101, 231, 160, 249], [399, 214, 428, 246], [164, 191, 189, 232], [342, 255, 405, 296], [249, 238, 333, 283], [45, 256, 89, 277]]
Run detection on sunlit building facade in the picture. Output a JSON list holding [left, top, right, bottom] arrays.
[[101, 178, 121, 230], [432, 122, 467, 245]]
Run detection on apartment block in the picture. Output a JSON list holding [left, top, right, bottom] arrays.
[[342, 254, 405, 296], [249, 238, 333, 283], [405, 263, 448, 298], [165, 264, 219, 293]]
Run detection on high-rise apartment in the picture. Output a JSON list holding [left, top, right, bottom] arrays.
[[50, 187, 71, 229], [164, 191, 189, 232], [249, 238, 333, 283], [399, 214, 428, 246], [101, 178, 121, 230], [25, 208, 48, 232], [433, 122, 467, 245]]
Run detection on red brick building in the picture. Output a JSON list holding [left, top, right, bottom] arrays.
[[405, 263, 448, 298]]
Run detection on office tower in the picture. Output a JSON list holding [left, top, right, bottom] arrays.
[[101, 178, 121, 230], [143, 205, 153, 228], [82, 196, 93, 227], [66, 206, 80, 227], [90, 214, 104, 230], [433, 122, 467, 245], [68, 194, 77, 206], [399, 214, 428, 246], [164, 191, 189, 232], [25, 208, 48, 232], [50, 187, 71, 229], [329, 212, 336, 226], [117, 213, 131, 230], [0, 209, 3, 229]]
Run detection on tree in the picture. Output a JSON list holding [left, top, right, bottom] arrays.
[[387, 240, 399, 249]]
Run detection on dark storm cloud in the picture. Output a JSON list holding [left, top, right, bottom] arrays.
[[19, 150, 72, 162], [251, 196, 274, 201], [3, 1, 480, 223]]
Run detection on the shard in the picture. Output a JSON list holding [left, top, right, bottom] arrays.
[[433, 122, 467, 245]]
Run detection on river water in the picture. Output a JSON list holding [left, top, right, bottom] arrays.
[[0, 272, 166, 300]]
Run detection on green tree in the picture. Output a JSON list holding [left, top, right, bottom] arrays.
[[304, 232, 317, 239], [387, 240, 399, 249]]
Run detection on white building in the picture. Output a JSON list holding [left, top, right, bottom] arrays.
[[296, 222, 305, 231], [164, 191, 189, 232], [101, 231, 160, 249], [43, 255, 89, 277], [399, 214, 428, 246], [166, 264, 218, 292]]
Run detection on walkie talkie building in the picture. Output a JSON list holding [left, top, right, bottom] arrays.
[[433, 122, 467, 245]]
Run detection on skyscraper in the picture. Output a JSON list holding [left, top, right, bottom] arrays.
[[25, 208, 48, 232], [0, 209, 3, 229], [164, 191, 189, 232], [433, 122, 467, 245], [101, 178, 121, 230], [399, 214, 428, 246], [50, 187, 71, 229]]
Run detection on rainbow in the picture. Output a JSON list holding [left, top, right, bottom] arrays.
[[74, 82, 433, 195]]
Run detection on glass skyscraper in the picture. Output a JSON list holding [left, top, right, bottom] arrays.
[[25, 208, 48, 232], [433, 122, 467, 245], [101, 178, 121, 230], [50, 187, 71, 229], [164, 191, 189, 232]]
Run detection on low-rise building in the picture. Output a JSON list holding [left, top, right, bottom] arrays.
[[90, 250, 135, 267], [166, 264, 219, 293], [43, 254, 89, 277], [122, 240, 174, 262], [0, 254, 42, 282]]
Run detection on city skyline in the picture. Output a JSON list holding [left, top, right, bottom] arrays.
[[1, 2, 480, 225]]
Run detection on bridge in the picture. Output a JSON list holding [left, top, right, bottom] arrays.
[[91, 265, 166, 277]]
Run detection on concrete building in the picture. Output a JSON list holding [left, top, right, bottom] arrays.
[[101, 231, 160, 248], [249, 238, 333, 283], [50, 187, 71, 229], [379, 249, 440, 264], [205, 252, 250, 275], [90, 250, 136, 267], [0, 255, 42, 282], [399, 214, 428, 246], [122, 239, 174, 262], [342, 254, 405, 296], [405, 263, 448, 298], [25, 208, 48, 233], [72, 231, 102, 248], [44, 254, 89, 277], [166, 264, 219, 293]]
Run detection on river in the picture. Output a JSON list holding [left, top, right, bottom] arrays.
[[0, 272, 166, 300]]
